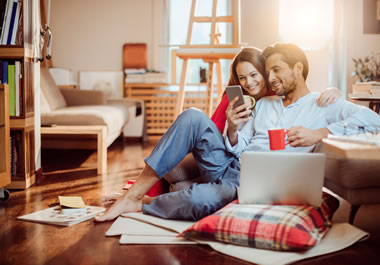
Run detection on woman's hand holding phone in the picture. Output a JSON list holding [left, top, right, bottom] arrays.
[[226, 96, 252, 146]]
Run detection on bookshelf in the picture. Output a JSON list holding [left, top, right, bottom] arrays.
[[1, 0, 36, 189], [0, 84, 10, 188]]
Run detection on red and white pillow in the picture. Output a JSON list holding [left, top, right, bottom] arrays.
[[180, 192, 339, 251]]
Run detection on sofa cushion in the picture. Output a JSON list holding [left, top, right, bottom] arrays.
[[41, 105, 128, 138], [180, 192, 339, 251], [325, 157, 380, 189], [40, 68, 67, 110]]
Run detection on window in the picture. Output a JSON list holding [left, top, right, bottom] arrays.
[[169, 0, 231, 85], [279, 0, 334, 50]]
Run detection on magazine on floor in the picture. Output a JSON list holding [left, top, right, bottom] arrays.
[[17, 205, 105, 226]]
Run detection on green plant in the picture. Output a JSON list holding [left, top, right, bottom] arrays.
[[352, 52, 380, 82]]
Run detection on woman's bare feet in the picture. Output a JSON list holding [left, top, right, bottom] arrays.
[[101, 192, 124, 208], [95, 164, 160, 222], [101, 192, 154, 208], [95, 195, 143, 222]]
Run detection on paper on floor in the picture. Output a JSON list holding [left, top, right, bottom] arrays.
[[106, 216, 195, 245], [58, 196, 86, 208], [120, 235, 197, 245], [106, 216, 177, 237], [121, 212, 195, 234]]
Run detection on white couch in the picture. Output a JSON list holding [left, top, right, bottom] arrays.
[[40, 68, 145, 147]]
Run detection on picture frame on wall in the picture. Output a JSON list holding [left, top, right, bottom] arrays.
[[364, 0, 380, 33]]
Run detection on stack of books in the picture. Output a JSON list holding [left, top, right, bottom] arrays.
[[352, 81, 380, 97], [0, 0, 22, 45], [1, 60, 23, 116]]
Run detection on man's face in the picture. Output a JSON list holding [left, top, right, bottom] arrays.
[[265, 53, 297, 97]]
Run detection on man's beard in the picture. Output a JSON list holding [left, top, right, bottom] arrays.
[[277, 74, 297, 97]]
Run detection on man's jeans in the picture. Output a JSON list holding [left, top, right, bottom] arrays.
[[142, 108, 240, 220]]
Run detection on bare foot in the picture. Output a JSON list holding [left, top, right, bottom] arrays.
[[95, 195, 143, 222], [142, 195, 154, 205], [101, 192, 124, 208]]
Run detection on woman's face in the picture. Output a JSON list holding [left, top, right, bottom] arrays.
[[236, 61, 266, 99]]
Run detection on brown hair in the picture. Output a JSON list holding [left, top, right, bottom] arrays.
[[262, 43, 309, 80], [227, 47, 268, 95]]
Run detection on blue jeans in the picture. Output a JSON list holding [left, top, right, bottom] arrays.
[[142, 108, 240, 220]]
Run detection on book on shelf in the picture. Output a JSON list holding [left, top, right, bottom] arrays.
[[9, 0, 20, 45], [1, 60, 22, 116], [17, 205, 106, 226], [2, 61, 8, 84], [10, 133, 17, 176], [0, 0, 14, 45], [8, 62, 15, 116], [0, 0, 8, 38], [6, 0, 18, 45], [14, 60, 20, 115]]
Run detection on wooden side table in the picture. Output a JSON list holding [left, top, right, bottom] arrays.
[[322, 138, 380, 160], [41, 125, 107, 175]]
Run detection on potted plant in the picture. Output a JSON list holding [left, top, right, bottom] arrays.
[[352, 52, 380, 96]]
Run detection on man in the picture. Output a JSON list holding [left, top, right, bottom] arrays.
[[96, 43, 380, 222]]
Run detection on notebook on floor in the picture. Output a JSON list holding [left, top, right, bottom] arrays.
[[238, 151, 326, 207]]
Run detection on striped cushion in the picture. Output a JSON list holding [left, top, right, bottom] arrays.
[[180, 192, 339, 251]]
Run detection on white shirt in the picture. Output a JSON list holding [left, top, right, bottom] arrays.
[[225, 93, 380, 157]]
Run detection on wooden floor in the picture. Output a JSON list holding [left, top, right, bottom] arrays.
[[1, 138, 380, 265]]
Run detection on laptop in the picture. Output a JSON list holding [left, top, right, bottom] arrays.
[[238, 151, 326, 207]]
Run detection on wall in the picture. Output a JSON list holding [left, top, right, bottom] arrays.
[[50, 0, 167, 83]]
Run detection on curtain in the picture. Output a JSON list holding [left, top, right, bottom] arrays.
[[152, 0, 170, 74], [328, 0, 348, 98]]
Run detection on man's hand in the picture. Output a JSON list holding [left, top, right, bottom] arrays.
[[287, 127, 330, 147]]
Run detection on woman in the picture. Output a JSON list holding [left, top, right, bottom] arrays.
[[95, 47, 341, 222]]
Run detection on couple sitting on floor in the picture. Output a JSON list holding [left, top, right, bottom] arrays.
[[95, 43, 380, 222]]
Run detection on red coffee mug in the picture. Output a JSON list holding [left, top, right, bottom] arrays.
[[268, 128, 289, 150]]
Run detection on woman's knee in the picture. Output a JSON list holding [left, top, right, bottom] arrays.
[[177, 108, 209, 125]]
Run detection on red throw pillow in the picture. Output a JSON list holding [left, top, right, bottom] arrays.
[[180, 192, 339, 251]]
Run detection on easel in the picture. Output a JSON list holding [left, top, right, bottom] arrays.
[[173, 0, 243, 118]]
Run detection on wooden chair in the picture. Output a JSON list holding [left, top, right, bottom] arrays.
[[123, 43, 147, 70]]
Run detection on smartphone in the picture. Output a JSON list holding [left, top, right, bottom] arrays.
[[226, 85, 245, 109]]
